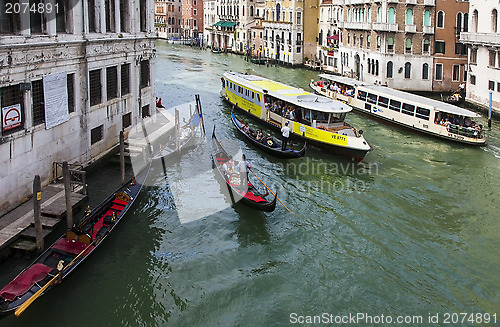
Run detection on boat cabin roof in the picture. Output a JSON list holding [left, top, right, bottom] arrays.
[[318, 73, 480, 118], [225, 72, 352, 114]]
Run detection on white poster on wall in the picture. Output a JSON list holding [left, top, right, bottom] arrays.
[[43, 72, 69, 129]]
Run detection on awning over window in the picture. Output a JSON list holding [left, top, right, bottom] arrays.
[[214, 21, 237, 27]]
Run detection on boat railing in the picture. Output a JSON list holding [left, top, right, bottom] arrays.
[[447, 123, 484, 139]]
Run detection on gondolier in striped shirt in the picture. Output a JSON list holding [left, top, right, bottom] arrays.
[[281, 122, 291, 151]]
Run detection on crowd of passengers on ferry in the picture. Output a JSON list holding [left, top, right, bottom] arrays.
[[313, 77, 484, 140], [315, 80, 355, 97]]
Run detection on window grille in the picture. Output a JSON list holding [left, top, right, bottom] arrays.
[[32, 80, 45, 126], [89, 69, 102, 106], [121, 63, 130, 95], [106, 66, 118, 100]]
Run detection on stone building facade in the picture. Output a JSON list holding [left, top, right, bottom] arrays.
[[262, 0, 305, 65], [338, 0, 435, 91], [461, 0, 500, 112], [433, 0, 468, 92], [0, 0, 156, 215], [155, 0, 182, 40]]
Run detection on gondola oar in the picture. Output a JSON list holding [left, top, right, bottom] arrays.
[[249, 168, 293, 213], [14, 236, 100, 317]]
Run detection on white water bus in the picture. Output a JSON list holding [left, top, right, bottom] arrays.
[[310, 74, 486, 145], [221, 72, 372, 161]]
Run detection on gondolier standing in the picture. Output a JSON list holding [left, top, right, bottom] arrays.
[[281, 122, 291, 151], [238, 154, 251, 192]]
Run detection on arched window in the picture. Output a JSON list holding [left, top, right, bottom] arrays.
[[387, 37, 394, 52], [472, 10, 478, 32], [368, 58, 371, 74], [375, 60, 379, 76], [457, 13, 462, 32], [423, 38, 430, 53], [406, 9, 413, 25], [422, 63, 429, 80], [464, 13, 469, 32], [405, 38, 412, 53], [424, 10, 431, 26], [376, 36, 381, 49], [242, 5, 245, 17], [387, 61, 393, 78], [367, 35, 371, 48], [276, 3, 280, 21], [368, 8, 372, 21], [377, 7, 382, 22], [437, 11, 445, 28], [388, 7, 395, 24], [250, 6, 254, 17], [348, 9, 351, 22], [404, 62, 411, 79], [492, 9, 498, 33]]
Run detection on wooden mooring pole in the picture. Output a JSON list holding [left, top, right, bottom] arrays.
[[33, 175, 44, 253], [63, 161, 73, 229], [120, 131, 125, 184]]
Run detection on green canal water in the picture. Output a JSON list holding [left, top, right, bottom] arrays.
[[1, 43, 500, 326]]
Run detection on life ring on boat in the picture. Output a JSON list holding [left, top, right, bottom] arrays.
[[267, 140, 273, 146], [318, 126, 327, 130]]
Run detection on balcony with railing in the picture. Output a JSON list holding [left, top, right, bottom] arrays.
[[460, 32, 500, 46], [343, 22, 371, 31], [406, 0, 416, 4], [423, 0, 435, 6], [405, 24, 417, 33], [346, 0, 371, 4], [423, 25, 434, 34], [372, 22, 398, 32]]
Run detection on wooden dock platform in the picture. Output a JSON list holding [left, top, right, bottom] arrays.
[[0, 183, 87, 254]]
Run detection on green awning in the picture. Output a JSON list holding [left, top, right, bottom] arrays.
[[214, 21, 237, 27]]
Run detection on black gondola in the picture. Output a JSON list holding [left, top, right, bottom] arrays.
[[231, 112, 306, 159], [0, 163, 150, 316], [151, 129, 196, 160], [445, 87, 465, 105], [211, 127, 277, 212]]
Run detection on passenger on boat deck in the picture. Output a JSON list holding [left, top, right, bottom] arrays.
[[464, 117, 472, 127], [264, 134, 274, 146], [289, 109, 295, 121], [256, 129, 263, 141], [243, 124, 251, 134]]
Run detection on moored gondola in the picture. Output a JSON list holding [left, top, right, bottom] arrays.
[[211, 127, 277, 212], [231, 112, 306, 159], [0, 163, 150, 316], [151, 129, 196, 160]]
